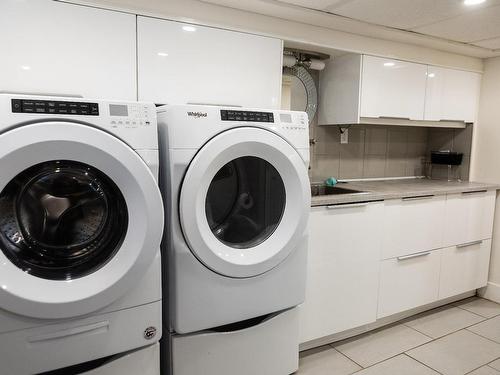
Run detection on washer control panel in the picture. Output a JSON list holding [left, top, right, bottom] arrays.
[[11, 99, 99, 115], [278, 112, 308, 131], [108, 103, 152, 128], [221, 110, 274, 123]]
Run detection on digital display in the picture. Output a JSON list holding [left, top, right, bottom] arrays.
[[109, 104, 128, 117], [280, 113, 292, 123]]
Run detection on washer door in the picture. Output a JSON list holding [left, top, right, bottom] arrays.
[[0, 122, 163, 319], [180, 127, 310, 278]]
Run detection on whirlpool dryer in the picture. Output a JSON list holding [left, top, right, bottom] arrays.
[[158, 105, 311, 375], [0, 94, 164, 374]]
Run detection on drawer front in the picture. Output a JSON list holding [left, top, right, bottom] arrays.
[[382, 196, 446, 259], [378, 250, 441, 318], [444, 191, 495, 247], [439, 239, 492, 300], [300, 203, 382, 343]]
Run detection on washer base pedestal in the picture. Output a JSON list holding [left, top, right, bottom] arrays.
[[171, 307, 299, 375]]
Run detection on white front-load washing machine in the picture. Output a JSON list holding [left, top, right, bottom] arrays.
[[158, 105, 310, 374], [0, 94, 164, 375]]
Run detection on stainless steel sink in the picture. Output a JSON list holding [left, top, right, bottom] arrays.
[[311, 184, 367, 197]]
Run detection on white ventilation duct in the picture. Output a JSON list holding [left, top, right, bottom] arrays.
[[283, 54, 326, 70]]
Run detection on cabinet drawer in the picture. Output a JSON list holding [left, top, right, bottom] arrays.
[[382, 195, 446, 259], [439, 239, 491, 300], [378, 250, 441, 318], [444, 190, 495, 247]]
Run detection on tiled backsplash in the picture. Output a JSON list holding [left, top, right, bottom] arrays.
[[284, 70, 473, 182], [309, 123, 473, 182]]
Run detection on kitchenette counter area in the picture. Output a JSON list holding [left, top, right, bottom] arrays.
[[311, 178, 500, 206]]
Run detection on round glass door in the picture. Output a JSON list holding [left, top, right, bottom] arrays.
[[0, 160, 128, 280], [180, 127, 311, 278], [206, 156, 286, 249]]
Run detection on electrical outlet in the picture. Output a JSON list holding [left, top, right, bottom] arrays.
[[340, 129, 349, 144]]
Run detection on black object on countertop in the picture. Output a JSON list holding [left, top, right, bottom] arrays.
[[431, 151, 463, 165]]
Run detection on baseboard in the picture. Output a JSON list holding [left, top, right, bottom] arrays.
[[478, 282, 500, 303]]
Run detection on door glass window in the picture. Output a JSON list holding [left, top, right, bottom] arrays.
[[0, 160, 128, 280], [205, 156, 286, 248]]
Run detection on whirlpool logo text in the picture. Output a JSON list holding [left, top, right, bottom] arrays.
[[187, 111, 208, 118]]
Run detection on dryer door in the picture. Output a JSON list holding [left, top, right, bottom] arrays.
[[0, 122, 163, 319], [180, 127, 310, 278]]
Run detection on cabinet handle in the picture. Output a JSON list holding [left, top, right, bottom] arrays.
[[457, 240, 483, 248], [378, 116, 411, 121], [439, 119, 465, 123], [397, 251, 431, 261], [326, 202, 369, 209], [402, 194, 434, 201], [462, 190, 487, 195]]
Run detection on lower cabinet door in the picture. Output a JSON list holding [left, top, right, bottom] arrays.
[[299, 202, 383, 343], [378, 250, 441, 318], [439, 239, 492, 299]]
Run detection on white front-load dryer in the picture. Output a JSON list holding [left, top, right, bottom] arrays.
[[0, 94, 164, 375], [157, 105, 311, 335]]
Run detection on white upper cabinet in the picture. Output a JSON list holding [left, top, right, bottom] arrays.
[[0, 0, 136, 100], [137, 17, 283, 108], [360, 56, 427, 121], [319, 54, 481, 127], [424, 66, 481, 123]]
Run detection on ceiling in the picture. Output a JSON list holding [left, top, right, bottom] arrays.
[[200, 0, 500, 57]]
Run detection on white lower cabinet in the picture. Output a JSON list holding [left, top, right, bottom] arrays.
[[299, 202, 383, 343], [439, 239, 492, 299], [303, 189, 496, 344], [378, 250, 441, 318]]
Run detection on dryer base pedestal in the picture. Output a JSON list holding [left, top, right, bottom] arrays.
[[171, 307, 299, 375], [83, 343, 160, 375]]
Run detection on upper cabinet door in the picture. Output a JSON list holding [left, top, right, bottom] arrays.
[[137, 17, 283, 108], [360, 56, 427, 121], [0, 0, 136, 100], [424, 66, 481, 123]]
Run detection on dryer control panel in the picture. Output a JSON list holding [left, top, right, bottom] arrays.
[[221, 110, 274, 123], [12, 99, 99, 115]]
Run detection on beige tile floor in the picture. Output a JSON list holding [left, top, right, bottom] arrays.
[[298, 297, 500, 375]]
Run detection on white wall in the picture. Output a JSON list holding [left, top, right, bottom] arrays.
[[472, 57, 500, 302], [61, 0, 483, 72]]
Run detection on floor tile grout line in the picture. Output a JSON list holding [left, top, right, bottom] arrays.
[[454, 304, 500, 319], [402, 353, 445, 375], [463, 356, 500, 374], [404, 330, 500, 375], [402, 311, 488, 341], [334, 332, 433, 371], [401, 322, 436, 339], [327, 344, 365, 370], [465, 327, 500, 347], [488, 364, 500, 373]]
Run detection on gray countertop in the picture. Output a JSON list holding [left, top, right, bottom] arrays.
[[311, 179, 500, 207]]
